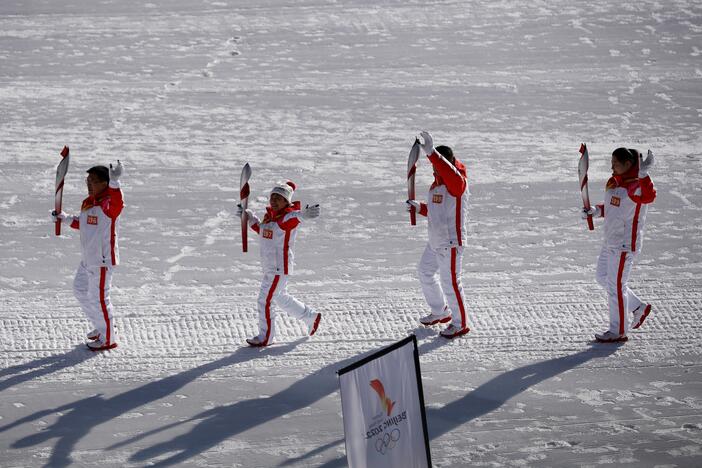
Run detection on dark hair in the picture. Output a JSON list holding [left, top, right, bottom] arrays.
[[86, 165, 110, 182], [436, 145, 455, 164], [612, 148, 639, 166]]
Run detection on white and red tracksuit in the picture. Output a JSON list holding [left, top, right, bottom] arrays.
[[594, 166, 656, 336], [415, 151, 470, 330], [69, 180, 124, 346], [249, 201, 316, 345]]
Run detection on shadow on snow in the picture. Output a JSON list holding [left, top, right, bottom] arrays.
[[1, 337, 620, 467], [0, 340, 304, 468], [284, 341, 622, 468], [0, 345, 96, 393]]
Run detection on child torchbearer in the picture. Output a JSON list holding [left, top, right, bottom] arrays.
[[236, 180, 322, 347], [51, 161, 124, 351], [406, 131, 470, 339], [582, 148, 656, 343]]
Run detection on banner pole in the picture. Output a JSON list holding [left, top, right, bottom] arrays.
[[412, 335, 433, 467]]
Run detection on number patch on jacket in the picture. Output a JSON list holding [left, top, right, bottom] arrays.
[[610, 196, 620, 207], [262, 229, 273, 239], [87, 215, 98, 225], [432, 194, 443, 204]]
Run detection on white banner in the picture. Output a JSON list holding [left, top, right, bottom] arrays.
[[338, 335, 431, 468]]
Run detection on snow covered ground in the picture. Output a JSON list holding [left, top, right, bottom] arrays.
[[1, 0, 701, 466]]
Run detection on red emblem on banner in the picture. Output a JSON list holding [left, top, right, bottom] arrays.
[[370, 379, 395, 416]]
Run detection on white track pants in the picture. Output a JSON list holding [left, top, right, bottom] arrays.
[[418, 244, 468, 329], [256, 273, 314, 345], [73, 262, 115, 345], [595, 247, 643, 336]]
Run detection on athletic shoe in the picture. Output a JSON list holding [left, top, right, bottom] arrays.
[[87, 340, 118, 351], [439, 324, 470, 339], [86, 329, 100, 341], [594, 331, 628, 343], [419, 307, 451, 326], [246, 336, 272, 347], [632, 304, 652, 330], [308, 313, 322, 336]]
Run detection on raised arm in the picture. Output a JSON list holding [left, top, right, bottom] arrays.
[[427, 151, 467, 197]]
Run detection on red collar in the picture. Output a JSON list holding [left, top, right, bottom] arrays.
[[81, 188, 109, 211], [606, 164, 639, 190], [263, 201, 301, 223]]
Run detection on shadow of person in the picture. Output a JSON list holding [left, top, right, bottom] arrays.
[[0, 340, 303, 468], [278, 342, 623, 468], [123, 338, 452, 467], [425, 343, 621, 439], [0, 345, 96, 392]]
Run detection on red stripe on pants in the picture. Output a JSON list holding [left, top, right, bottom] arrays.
[[264, 275, 280, 345], [99, 267, 111, 345], [451, 248, 466, 329], [617, 252, 627, 336]]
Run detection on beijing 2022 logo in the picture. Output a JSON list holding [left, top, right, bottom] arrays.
[[368, 379, 407, 455]]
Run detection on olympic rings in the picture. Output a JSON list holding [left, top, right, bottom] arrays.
[[374, 428, 401, 454]]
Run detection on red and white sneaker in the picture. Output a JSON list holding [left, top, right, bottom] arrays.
[[594, 331, 628, 343], [86, 329, 100, 341], [419, 307, 451, 326], [439, 324, 470, 339], [87, 340, 118, 351], [308, 313, 322, 336], [246, 335, 272, 347], [632, 304, 652, 330]]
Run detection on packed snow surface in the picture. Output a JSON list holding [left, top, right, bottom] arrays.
[[1, 0, 701, 466]]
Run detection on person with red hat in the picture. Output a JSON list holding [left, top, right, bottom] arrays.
[[236, 180, 322, 347], [51, 161, 125, 351]]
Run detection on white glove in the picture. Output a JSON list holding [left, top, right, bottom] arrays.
[[419, 131, 435, 155], [50, 210, 68, 222], [639, 150, 654, 178], [302, 204, 320, 219], [406, 200, 421, 212], [244, 208, 260, 226], [581, 206, 601, 219], [109, 160, 123, 181]]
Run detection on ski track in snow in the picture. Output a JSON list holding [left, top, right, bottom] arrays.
[[1, 0, 702, 466]]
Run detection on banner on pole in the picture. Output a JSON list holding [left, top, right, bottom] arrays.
[[338, 335, 431, 468]]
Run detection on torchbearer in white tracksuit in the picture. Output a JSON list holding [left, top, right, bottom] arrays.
[[236, 181, 322, 347], [51, 162, 125, 351], [582, 148, 656, 343], [406, 131, 471, 339]]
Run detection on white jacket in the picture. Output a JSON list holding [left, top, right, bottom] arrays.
[[596, 172, 656, 252], [250, 201, 304, 275], [69, 181, 124, 267], [417, 151, 469, 249]]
